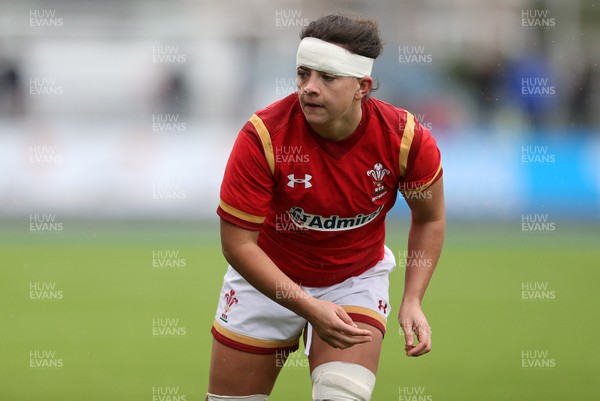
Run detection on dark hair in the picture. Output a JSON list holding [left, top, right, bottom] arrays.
[[300, 14, 383, 59]]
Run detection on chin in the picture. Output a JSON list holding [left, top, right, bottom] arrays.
[[302, 106, 327, 119], [303, 114, 327, 126]]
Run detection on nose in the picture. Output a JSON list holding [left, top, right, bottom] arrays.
[[300, 71, 320, 95]]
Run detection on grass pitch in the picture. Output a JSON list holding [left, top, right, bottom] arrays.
[[0, 220, 598, 400]]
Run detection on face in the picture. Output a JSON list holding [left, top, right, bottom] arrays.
[[296, 67, 366, 130]]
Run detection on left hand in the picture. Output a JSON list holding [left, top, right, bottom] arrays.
[[307, 298, 373, 349], [398, 301, 432, 357]]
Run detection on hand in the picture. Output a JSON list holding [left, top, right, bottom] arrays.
[[307, 299, 373, 349], [399, 301, 432, 357]]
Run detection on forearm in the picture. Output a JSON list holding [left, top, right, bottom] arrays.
[[402, 217, 445, 305]]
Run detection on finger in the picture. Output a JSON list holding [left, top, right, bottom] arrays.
[[407, 339, 431, 356], [406, 340, 429, 356], [325, 338, 347, 349], [329, 334, 370, 349], [336, 308, 358, 328], [339, 332, 372, 345], [325, 324, 373, 347], [328, 320, 372, 338], [400, 321, 414, 350], [315, 326, 371, 349], [334, 325, 372, 342], [335, 310, 372, 337], [324, 333, 366, 350], [407, 326, 432, 357], [343, 326, 373, 338], [335, 307, 368, 333], [417, 324, 431, 344]]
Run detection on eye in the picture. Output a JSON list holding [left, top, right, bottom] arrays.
[[322, 74, 336, 82], [297, 70, 308, 80]]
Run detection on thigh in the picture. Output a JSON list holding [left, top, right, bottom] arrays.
[[309, 245, 394, 338], [307, 322, 383, 374], [305, 246, 394, 373], [209, 266, 305, 395], [209, 339, 291, 395], [212, 266, 305, 352]]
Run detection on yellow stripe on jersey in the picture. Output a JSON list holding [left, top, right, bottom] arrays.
[[399, 111, 416, 177], [401, 162, 443, 194], [417, 162, 443, 192], [249, 114, 275, 176], [342, 305, 387, 328], [219, 200, 266, 224], [212, 319, 299, 349]]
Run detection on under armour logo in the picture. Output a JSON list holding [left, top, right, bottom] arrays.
[[378, 300, 388, 314], [287, 174, 312, 188]]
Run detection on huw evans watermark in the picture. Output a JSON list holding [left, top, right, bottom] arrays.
[[398, 386, 432, 401], [521, 214, 556, 233], [29, 145, 63, 163], [152, 114, 186, 133], [275, 9, 310, 28], [521, 281, 556, 301], [521, 9, 556, 28], [398, 45, 433, 64], [29, 282, 63, 301], [415, 113, 433, 130], [152, 250, 187, 269], [29, 214, 63, 233], [152, 45, 186, 64], [29, 350, 63, 369], [521, 349, 556, 369], [29, 9, 63, 27], [398, 250, 433, 269], [275, 145, 310, 164], [275, 349, 309, 369], [152, 386, 187, 401], [521, 77, 556, 97], [521, 145, 556, 164], [152, 181, 187, 200], [29, 77, 63, 96], [275, 77, 297, 96], [152, 318, 187, 337]]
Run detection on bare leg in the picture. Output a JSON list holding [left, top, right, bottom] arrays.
[[208, 338, 290, 396], [308, 322, 383, 374]]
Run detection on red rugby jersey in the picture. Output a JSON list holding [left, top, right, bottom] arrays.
[[217, 94, 442, 287]]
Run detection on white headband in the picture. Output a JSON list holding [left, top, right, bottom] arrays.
[[296, 37, 374, 78]]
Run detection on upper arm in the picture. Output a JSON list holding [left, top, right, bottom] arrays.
[[398, 112, 444, 223], [220, 218, 260, 263], [217, 126, 275, 231], [405, 176, 445, 223]]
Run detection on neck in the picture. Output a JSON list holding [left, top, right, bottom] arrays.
[[311, 102, 363, 141]]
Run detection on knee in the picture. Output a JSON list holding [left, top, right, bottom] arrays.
[[311, 361, 376, 401]]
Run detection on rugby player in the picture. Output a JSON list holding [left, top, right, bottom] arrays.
[[207, 14, 445, 401]]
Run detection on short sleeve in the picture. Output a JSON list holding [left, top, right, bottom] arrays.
[[217, 126, 275, 230], [399, 117, 443, 193]]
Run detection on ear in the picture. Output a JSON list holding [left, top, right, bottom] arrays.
[[355, 76, 373, 100]]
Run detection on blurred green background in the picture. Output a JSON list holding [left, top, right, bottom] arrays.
[[1, 220, 598, 400]]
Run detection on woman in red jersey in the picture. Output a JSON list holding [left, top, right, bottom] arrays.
[[207, 14, 445, 401]]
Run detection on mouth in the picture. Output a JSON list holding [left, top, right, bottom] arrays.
[[303, 102, 324, 110]]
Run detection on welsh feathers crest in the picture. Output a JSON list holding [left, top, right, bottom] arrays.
[[367, 163, 390, 182], [367, 163, 390, 196]]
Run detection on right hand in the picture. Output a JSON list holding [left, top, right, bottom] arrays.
[[306, 298, 373, 349]]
